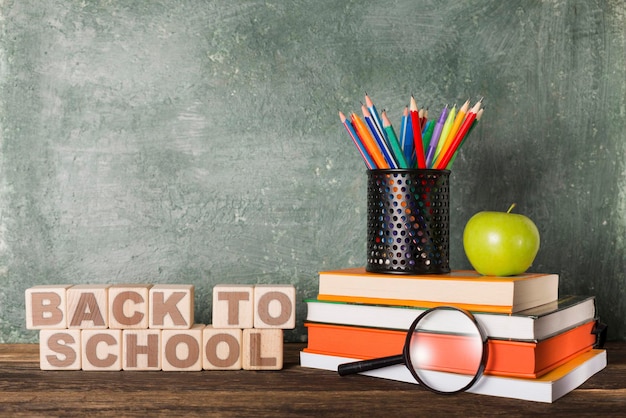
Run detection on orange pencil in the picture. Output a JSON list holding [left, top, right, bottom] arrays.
[[351, 112, 389, 169], [409, 96, 426, 168], [434, 100, 482, 169], [435, 99, 470, 165]]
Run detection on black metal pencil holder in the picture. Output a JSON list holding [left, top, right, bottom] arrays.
[[366, 169, 450, 275]]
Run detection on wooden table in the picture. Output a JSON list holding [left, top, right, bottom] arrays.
[[0, 342, 624, 417]]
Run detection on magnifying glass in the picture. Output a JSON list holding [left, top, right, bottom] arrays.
[[337, 306, 489, 394]]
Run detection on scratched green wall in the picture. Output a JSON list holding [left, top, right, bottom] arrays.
[[1, 0, 625, 342]]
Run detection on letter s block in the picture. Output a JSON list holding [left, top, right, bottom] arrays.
[[25, 285, 72, 329], [40, 329, 81, 370], [253, 285, 296, 329]]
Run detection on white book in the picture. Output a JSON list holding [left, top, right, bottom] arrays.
[[304, 295, 596, 341], [299, 349, 606, 403]]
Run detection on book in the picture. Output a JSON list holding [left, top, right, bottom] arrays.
[[299, 349, 607, 403], [304, 295, 596, 341], [304, 320, 597, 378], [317, 267, 559, 313]]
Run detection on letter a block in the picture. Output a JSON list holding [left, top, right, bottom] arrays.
[[253, 285, 296, 329], [162, 324, 204, 371], [108, 284, 152, 329], [212, 285, 254, 329], [25, 285, 72, 329], [242, 328, 283, 370], [67, 285, 110, 329], [149, 285, 194, 329], [82, 329, 123, 371], [40, 329, 81, 370], [203, 326, 242, 370]]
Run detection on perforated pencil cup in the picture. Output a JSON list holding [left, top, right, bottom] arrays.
[[366, 169, 450, 275]]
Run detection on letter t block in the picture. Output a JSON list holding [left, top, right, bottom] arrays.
[[212, 285, 254, 329]]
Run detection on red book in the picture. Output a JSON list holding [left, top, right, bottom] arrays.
[[304, 320, 596, 378]]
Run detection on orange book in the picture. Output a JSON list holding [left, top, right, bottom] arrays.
[[317, 267, 559, 313], [304, 320, 596, 378]]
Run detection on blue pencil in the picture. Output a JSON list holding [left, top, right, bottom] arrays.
[[339, 111, 375, 169], [362, 105, 398, 168]]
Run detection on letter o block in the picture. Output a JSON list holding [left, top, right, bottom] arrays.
[[253, 285, 296, 329], [162, 325, 204, 371], [203, 326, 242, 370]]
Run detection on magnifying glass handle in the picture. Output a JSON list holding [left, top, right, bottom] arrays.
[[338, 354, 404, 376]]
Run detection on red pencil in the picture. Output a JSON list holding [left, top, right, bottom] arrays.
[[434, 101, 482, 169], [409, 96, 426, 168]]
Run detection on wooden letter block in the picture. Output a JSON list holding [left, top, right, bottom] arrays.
[[108, 284, 152, 329], [162, 324, 204, 371], [149, 285, 194, 329], [123, 329, 161, 371], [25, 285, 72, 329], [81, 329, 122, 371], [253, 284, 296, 329], [212, 284, 254, 329], [40, 329, 81, 370], [67, 285, 110, 329], [242, 328, 283, 370], [203, 326, 242, 370]]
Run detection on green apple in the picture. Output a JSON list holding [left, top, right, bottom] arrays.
[[463, 204, 540, 276]]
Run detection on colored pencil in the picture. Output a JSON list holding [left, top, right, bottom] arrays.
[[339, 111, 375, 169], [351, 112, 389, 169], [381, 110, 409, 169], [400, 106, 415, 167], [364, 93, 387, 142], [433, 103, 456, 162], [425, 104, 449, 168], [437, 99, 469, 164], [447, 107, 484, 169], [434, 100, 482, 169], [409, 96, 426, 168], [362, 105, 398, 168]]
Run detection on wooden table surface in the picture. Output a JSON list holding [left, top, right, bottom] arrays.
[[0, 342, 625, 417]]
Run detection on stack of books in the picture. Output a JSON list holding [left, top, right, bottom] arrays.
[[300, 267, 607, 403]]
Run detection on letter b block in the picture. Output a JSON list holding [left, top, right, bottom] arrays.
[[25, 285, 72, 329]]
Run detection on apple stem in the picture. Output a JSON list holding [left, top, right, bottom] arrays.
[[507, 203, 517, 213]]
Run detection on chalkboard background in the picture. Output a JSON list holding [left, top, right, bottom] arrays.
[[1, 0, 624, 342]]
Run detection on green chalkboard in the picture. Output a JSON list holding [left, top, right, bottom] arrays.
[[1, 0, 625, 343]]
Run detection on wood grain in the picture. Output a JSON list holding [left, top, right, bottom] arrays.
[[0, 342, 624, 417]]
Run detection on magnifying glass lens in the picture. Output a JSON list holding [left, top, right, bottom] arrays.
[[406, 308, 486, 393]]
